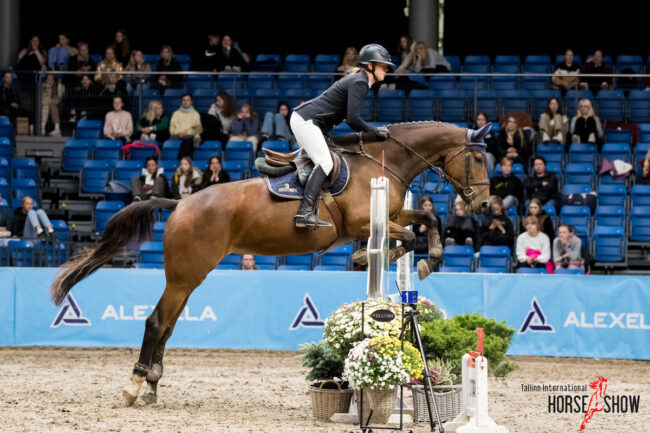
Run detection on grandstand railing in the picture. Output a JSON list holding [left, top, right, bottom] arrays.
[[0, 239, 96, 267]]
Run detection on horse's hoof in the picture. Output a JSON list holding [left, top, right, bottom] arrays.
[[417, 259, 431, 280], [352, 249, 368, 266], [122, 374, 145, 407], [122, 389, 138, 407], [141, 381, 158, 405], [429, 246, 443, 260]]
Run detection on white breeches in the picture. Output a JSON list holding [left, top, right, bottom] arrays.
[[290, 111, 333, 175]]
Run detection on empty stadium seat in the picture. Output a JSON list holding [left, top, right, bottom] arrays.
[[284, 253, 314, 269], [565, 163, 595, 187], [95, 201, 124, 234], [553, 268, 585, 275], [628, 90, 650, 122], [82, 160, 112, 194], [562, 184, 592, 195], [11, 158, 39, 182], [438, 90, 467, 122], [459, 76, 488, 91], [50, 219, 69, 242], [429, 76, 457, 91], [516, 267, 547, 274], [629, 206, 650, 241], [217, 73, 245, 92], [438, 265, 470, 273], [597, 184, 627, 208], [560, 206, 591, 231], [443, 245, 474, 271], [162, 140, 182, 160], [568, 143, 597, 166], [63, 140, 91, 173], [604, 129, 632, 145], [535, 142, 564, 167], [0, 157, 9, 180], [0, 177, 8, 199], [12, 177, 38, 204], [494, 55, 520, 73], [475, 90, 499, 121], [254, 255, 278, 270], [320, 244, 353, 270], [217, 254, 241, 269], [477, 246, 511, 272], [475, 266, 507, 274], [500, 90, 530, 114], [615, 55, 643, 74], [194, 141, 222, 160], [247, 74, 275, 90], [524, 55, 551, 73], [594, 205, 626, 228], [253, 89, 282, 115], [377, 89, 405, 122], [139, 241, 164, 266], [592, 225, 625, 263], [254, 54, 281, 71], [314, 54, 340, 73], [75, 119, 103, 139], [601, 142, 631, 163], [522, 76, 549, 91], [129, 144, 158, 161], [153, 221, 166, 242], [285, 54, 311, 72], [277, 75, 305, 90], [262, 140, 290, 153], [193, 88, 217, 113], [596, 91, 625, 122], [6, 240, 36, 266], [0, 136, 11, 159], [630, 184, 650, 207], [491, 76, 518, 91], [307, 75, 333, 90], [113, 160, 144, 184], [94, 139, 122, 163], [446, 56, 461, 74], [463, 55, 491, 73], [283, 89, 311, 108]]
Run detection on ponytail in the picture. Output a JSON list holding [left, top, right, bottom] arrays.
[[346, 66, 364, 75]]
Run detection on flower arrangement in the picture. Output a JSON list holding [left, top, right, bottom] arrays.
[[323, 299, 403, 360], [416, 296, 444, 322], [343, 336, 424, 390]]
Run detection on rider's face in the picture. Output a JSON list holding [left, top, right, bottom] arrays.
[[373, 63, 389, 82]]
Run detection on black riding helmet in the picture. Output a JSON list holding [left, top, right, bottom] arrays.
[[358, 44, 395, 82]]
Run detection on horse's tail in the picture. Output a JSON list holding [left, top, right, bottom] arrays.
[[49, 198, 179, 306]]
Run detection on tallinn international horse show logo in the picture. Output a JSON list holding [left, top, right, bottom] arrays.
[[289, 294, 325, 330]]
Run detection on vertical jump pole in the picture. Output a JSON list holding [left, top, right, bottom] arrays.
[[367, 176, 390, 299]]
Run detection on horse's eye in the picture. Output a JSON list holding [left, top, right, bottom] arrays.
[[474, 156, 484, 164]]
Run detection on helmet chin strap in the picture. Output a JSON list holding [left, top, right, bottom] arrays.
[[362, 63, 379, 84]]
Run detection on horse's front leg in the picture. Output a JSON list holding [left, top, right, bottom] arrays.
[[394, 209, 443, 280]]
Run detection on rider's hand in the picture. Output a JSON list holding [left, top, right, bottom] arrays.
[[376, 126, 389, 139]]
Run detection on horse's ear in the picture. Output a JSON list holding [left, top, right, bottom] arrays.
[[471, 124, 492, 142]]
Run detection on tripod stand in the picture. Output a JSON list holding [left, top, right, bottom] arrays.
[[399, 300, 445, 433]]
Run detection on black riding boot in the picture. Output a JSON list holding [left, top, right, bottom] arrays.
[[295, 165, 332, 228]]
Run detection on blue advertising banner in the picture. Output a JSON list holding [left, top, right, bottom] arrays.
[[4, 268, 650, 360]]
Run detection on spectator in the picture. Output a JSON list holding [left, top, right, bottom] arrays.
[[1, 71, 21, 124], [395, 41, 450, 73], [171, 156, 202, 199], [229, 104, 260, 152], [41, 73, 64, 136], [553, 224, 584, 270], [261, 101, 292, 142], [208, 91, 236, 139], [70, 74, 96, 121], [479, 197, 515, 249], [200, 156, 230, 189], [16, 36, 47, 71], [538, 97, 568, 143], [495, 115, 531, 166], [98, 72, 128, 115], [170, 93, 203, 159], [444, 201, 479, 250], [110, 29, 131, 67], [103, 96, 133, 143], [516, 216, 550, 269], [67, 41, 96, 85], [474, 112, 497, 173], [413, 195, 436, 254], [155, 45, 182, 93], [95, 47, 123, 84], [552, 48, 580, 93], [569, 98, 603, 145], [48, 32, 78, 71], [124, 49, 151, 93], [197, 31, 220, 71], [640, 149, 650, 185], [579, 50, 612, 95], [241, 254, 258, 270], [396, 35, 414, 66], [525, 197, 555, 244], [216, 34, 246, 72], [524, 157, 558, 209], [12, 196, 55, 241], [131, 156, 168, 201], [136, 100, 169, 142], [337, 47, 359, 73], [490, 157, 524, 209], [0, 192, 12, 235]]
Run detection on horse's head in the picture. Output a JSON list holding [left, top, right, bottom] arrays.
[[442, 124, 491, 215]]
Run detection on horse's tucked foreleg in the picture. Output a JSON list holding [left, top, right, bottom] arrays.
[[352, 221, 416, 266], [395, 210, 443, 280]]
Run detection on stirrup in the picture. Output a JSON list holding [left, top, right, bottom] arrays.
[[295, 212, 332, 228]]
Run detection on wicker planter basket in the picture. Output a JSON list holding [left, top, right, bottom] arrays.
[[355, 387, 395, 425], [309, 380, 353, 421], [411, 384, 462, 423]]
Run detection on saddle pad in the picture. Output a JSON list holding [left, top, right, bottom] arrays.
[[265, 157, 349, 200]]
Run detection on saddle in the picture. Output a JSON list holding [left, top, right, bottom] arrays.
[[261, 147, 342, 186]]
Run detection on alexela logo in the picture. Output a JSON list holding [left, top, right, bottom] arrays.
[[519, 297, 555, 334], [101, 305, 216, 321], [51, 294, 91, 328], [289, 294, 325, 330], [564, 311, 650, 330]]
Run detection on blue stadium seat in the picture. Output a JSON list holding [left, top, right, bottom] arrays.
[[262, 140, 290, 153], [446, 56, 461, 74], [494, 55, 520, 73], [597, 184, 627, 208], [560, 205, 592, 231], [516, 267, 547, 274], [443, 245, 474, 270], [438, 265, 470, 273], [222, 160, 248, 180], [0, 136, 11, 159], [161, 88, 186, 116], [94, 139, 122, 163], [320, 244, 353, 270], [475, 266, 507, 273], [277, 75, 304, 90], [277, 264, 310, 271], [313, 264, 347, 271], [604, 129, 632, 145], [554, 54, 582, 67], [75, 119, 103, 139], [592, 225, 625, 263], [283, 89, 311, 108], [95, 201, 124, 234], [553, 268, 585, 275], [307, 75, 333, 90], [630, 185, 650, 207], [11, 158, 39, 182], [113, 160, 144, 184], [139, 241, 164, 266], [162, 140, 181, 160], [615, 55, 643, 74], [7, 240, 36, 266], [568, 143, 597, 166], [475, 90, 498, 121], [377, 89, 405, 122], [253, 89, 282, 116], [594, 205, 626, 228], [565, 90, 594, 116], [0, 177, 8, 199], [524, 55, 551, 73], [459, 76, 488, 91], [254, 255, 278, 270], [531, 90, 561, 118], [535, 142, 564, 167], [314, 54, 340, 73], [463, 55, 491, 73], [522, 76, 549, 91], [601, 142, 631, 163], [218, 254, 241, 269], [0, 157, 9, 179], [634, 141, 650, 174], [285, 253, 314, 268], [491, 77, 518, 91], [477, 245, 511, 272], [629, 206, 650, 242], [192, 88, 217, 113], [562, 184, 592, 195], [194, 141, 222, 160], [63, 140, 90, 173], [285, 54, 311, 72], [193, 159, 209, 171], [12, 177, 38, 203], [565, 163, 595, 187], [429, 76, 457, 91], [546, 162, 562, 177], [225, 140, 253, 152], [50, 219, 69, 242], [186, 74, 214, 91], [158, 159, 179, 189], [596, 91, 625, 122], [82, 160, 112, 194], [217, 73, 245, 92], [248, 74, 275, 90], [153, 221, 166, 242], [129, 144, 158, 162], [438, 90, 467, 122], [500, 90, 530, 114], [628, 90, 650, 122], [254, 54, 281, 71]]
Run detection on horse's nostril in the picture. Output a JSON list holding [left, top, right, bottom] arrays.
[[480, 201, 489, 209]]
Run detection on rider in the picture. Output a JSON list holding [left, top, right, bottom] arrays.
[[290, 43, 395, 228]]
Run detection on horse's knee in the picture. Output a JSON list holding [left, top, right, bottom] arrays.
[[403, 231, 416, 251], [423, 211, 437, 228], [144, 311, 165, 344]]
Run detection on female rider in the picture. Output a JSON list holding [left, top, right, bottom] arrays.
[[291, 44, 394, 228]]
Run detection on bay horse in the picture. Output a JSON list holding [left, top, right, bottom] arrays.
[[49, 121, 491, 406]]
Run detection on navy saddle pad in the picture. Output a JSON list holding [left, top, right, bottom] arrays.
[[265, 157, 349, 199]]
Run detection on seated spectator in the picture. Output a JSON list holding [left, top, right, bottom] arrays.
[[12, 196, 55, 241], [70, 74, 96, 121], [136, 100, 169, 142], [67, 41, 96, 84], [110, 29, 131, 67], [479, 197, 515, 249], [413, 195, 435, 254], [197, 30, 220, 72], [103, 96, 133, 143], [200, 155, 230, 189], [16, 35, 47, 72], [539, 97, 568, 143], [1, 71, 21, 124], [553, 224, 584, 270], [0, 192, 12, 236], [95, 46, 123, 84], [474, 112, 497, 173], [261, 101, 292, 142], [229, 104, 260, 152], [516, 216, 550, 269], [41, 73, 64, 136], [216, 34, 248, 72], [444, 201, 479, 250], [395, 41, 450, 74], [241, 254, 258, 270], [170, 93, 203, 159], [579, 50, 612, 95], [640, 149, 650, 185], [396, 35, 414, 66], [552, 48, 580, 94], [525, 198, 555, 244], [490, 157, 523, 210], [524, 157, 558, 209], [172, 157, 202, 199], [337, 47, 359, 73], [569, 98, 603, 145], [495, 115, 531, 166], [98, 71, 128, 115], [155, 45, 182, 93], [131, 156, 168, 201], [208, 91, 236, 140], [48, 32, 78, 71], [124, 49, 151, 93]]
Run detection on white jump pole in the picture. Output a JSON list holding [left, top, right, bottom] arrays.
[[366, 176, 390, 299], [396, 190, 414, 293]]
